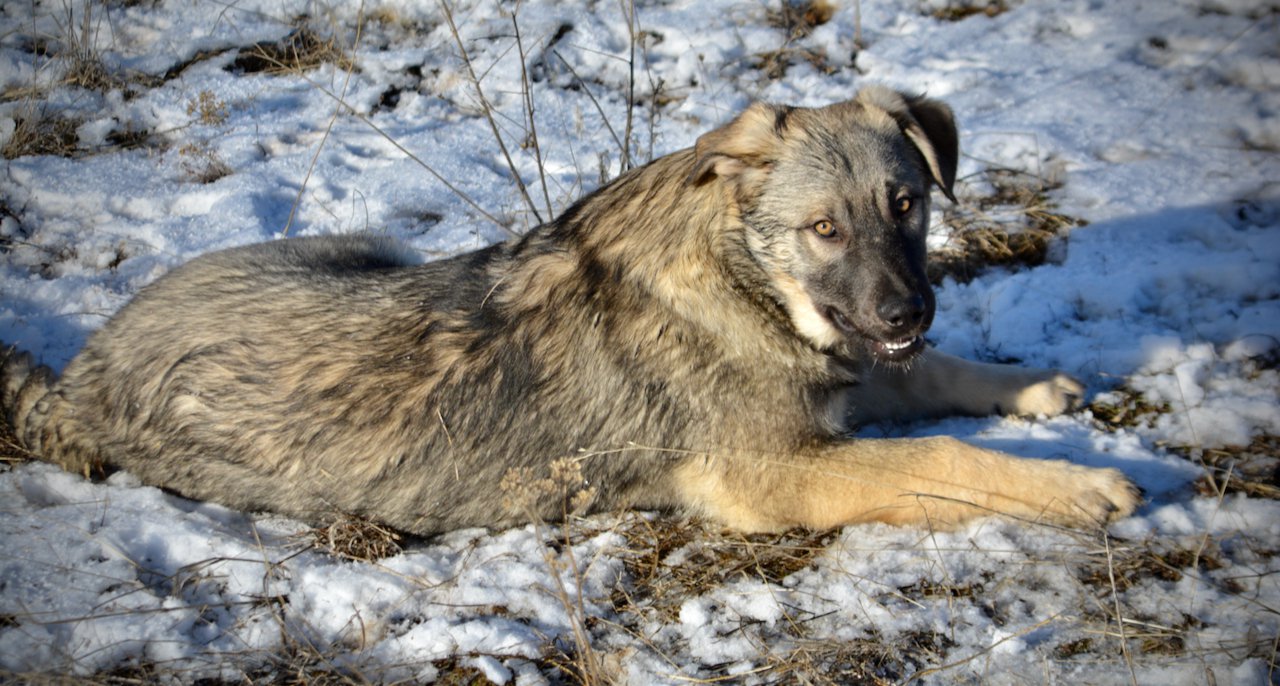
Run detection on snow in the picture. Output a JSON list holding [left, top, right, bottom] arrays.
[[1, 0, 1278, 683]]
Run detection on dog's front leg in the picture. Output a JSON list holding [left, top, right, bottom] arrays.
[[672, 437, 1139, 532], [848, 348, 1086, 423]]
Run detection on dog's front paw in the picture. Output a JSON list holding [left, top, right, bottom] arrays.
[[1048, 464, 1142, 527], [1010, 371, 1085, 417]]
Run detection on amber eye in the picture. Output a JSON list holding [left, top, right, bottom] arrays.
[[812, 220, 837, 238], [894, 196, 914, 216]]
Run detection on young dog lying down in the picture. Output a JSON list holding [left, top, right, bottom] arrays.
[[1, 86, 1139, 535]]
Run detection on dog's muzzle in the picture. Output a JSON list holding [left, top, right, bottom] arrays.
[[824, 305, 927, 363]]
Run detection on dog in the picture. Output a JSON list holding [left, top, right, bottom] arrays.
[[0, 86, 1139, 535]]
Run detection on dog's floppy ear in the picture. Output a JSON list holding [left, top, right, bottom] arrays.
[[688, 102, 791, 186], [857, 87, 959, 202], [902, 94, 958, 202]]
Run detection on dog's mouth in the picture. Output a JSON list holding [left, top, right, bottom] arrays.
[[823, 306, 926, 362], [867, 335, 925, 362]]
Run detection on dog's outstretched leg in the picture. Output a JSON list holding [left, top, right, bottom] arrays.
[[674, 437, 1140, 532], [849, 348, 1087, 423]]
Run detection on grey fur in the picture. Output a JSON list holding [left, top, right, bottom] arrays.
[[0, 87, 1139, 535]]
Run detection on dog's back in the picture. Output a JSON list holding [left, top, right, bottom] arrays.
[[4, 235, 510, 530], [2, 225, 715, 532]]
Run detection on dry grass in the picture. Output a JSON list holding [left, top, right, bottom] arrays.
[[103, 124, 154, 151], [928, 167, 1083, 285], [1193, 434, 1280, 500], [3, 107, 156, 160], [767, 0, 837, 40], [230, 27, 356, 75], [431, 658, 498, 686], [1088, 385, 1174, 431], [764, 640, 902, 686], [0, 2, 133, 100], [614, 517, 836, 623], [306, 514, 404, 561], [927, 0, 1012, 22], [1077, 538, 1227, 593], [440, 0, 551, 228], [753, 46, 839, 80], [175, 142, 232, 183], [1066, 372, 1278, 671], [756, 0, 839, 79], [171, 90, 233, 182], [0, 407, 35, 468], [52, 2, 126, 93], [2, 650, 372, 685], [1064, 535, 1266, 666], [1091, 387, 1280, 500], [2, 106, 80, 159], [187, 90, 230, 127], [1, 3, 148, 160], [604, 517, 963, 684]]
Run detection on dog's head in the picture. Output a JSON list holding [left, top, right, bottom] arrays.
[[690, 86, 958, 364]]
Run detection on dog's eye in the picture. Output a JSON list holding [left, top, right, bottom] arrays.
[[894, 196, 914, 217], [812, 220, 837, 238]]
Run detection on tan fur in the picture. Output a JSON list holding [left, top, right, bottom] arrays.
[[673, 436, 1131, 531], [0, 87, 1138, 535]]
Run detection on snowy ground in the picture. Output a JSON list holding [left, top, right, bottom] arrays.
[[1, 0, 1278, 683]]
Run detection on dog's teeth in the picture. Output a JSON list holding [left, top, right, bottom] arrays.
[[882, 337, 917, 352]]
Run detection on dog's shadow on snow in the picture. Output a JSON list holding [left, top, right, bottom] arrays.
[[1, 291, 104, 372]]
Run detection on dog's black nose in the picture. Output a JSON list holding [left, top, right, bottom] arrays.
[[877, 294, 926, 331]]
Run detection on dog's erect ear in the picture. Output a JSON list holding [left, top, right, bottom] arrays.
[[688, 102, 791, 186], [856, 87, 959, 202]]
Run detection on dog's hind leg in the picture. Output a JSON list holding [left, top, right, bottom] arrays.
[[1, 345, 105, 477], [672, 436, 1139, 532]]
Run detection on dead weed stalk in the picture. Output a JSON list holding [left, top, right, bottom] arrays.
[[282, 9, 365, 236], [500, 457, 610, 684], [440, 0, 548, 228], [52, 1, 122, 93], [512, 13, 555, 220]]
